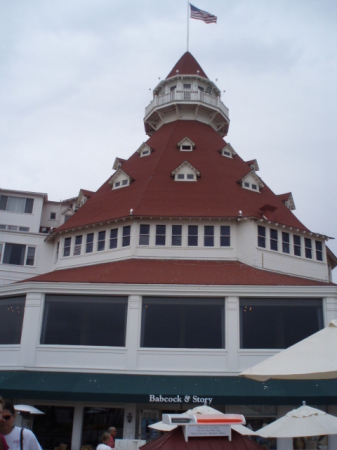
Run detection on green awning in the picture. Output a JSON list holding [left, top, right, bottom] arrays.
[[1, 370, 337, 405]]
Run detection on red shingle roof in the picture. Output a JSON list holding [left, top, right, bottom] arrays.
[[56, 120, 309, 233], [166, 52, 208, 79], [23, 259, 332, 286]]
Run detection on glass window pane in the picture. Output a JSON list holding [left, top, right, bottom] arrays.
[[156, 225, 166, 246], [141, 297, 224, 349], [7, 196, 18, 212], [25, 198, 34, 213], [172, 225, 182, 246], [26, 247, 35, 265], [240, 298, 323, 349], [3, 243, 26, 265], [0, 296, 25, 344], [0, 195, 8, 210], [41, 295, 128, 346], [81, 407, 124, 448], [86, 233, 94, 253], [33, 406, 74, 450]]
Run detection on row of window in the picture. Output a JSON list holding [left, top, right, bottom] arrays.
[[257, 226, 323, 261], [0, 295, 323, 350], [0, 224, 30, 232], [0, 243, 36, 266], [60, 225, 231, 258], [0, 195, 34, 214]]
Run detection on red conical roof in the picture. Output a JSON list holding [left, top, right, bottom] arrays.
[[166, 52, 208, 79], [56, 120, 308, 233], [139, 427, 265, 450]]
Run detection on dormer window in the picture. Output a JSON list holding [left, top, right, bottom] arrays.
[[177, 137, 196, 152], [172, 161, 200, 182], [108, 169, 132, 190], [221, 143, 236, 159], [137, 143, 153, 158], [240, 170, 264, 193]]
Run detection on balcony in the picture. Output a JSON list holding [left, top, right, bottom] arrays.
[[145, 90, 229, 121]]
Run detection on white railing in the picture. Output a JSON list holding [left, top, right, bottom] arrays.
[[145, 90, 229, 119]]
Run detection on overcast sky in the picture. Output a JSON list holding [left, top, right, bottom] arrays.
[[1, 0, 337, 270]]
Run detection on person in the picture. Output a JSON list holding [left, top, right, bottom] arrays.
[[96, 433, 111, 450], [108, 428, 117, 449], [0, 398, 9, 450], [0, 401, 42, 450]]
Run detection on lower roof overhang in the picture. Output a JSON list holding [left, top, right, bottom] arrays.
[[1, 371, 337, 405]]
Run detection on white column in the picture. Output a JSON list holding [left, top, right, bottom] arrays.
[[123, 404, 137, 439], [276, 405, 292, 450], [71, 404, 84, 450], [226, 296, 239, 372], [125, 295, 141, 370], [325, 297, 337, 324], [20, 292, 44, 367]]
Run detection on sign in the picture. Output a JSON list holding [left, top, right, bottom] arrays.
[[187, 424, 230, 438], [149, 394, 213, 405]]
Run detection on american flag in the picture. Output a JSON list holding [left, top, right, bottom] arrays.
[[190, 4, 217, 24]]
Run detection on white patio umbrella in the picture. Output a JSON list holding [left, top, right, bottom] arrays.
[[14, 405, 45, 415], [149, 405, 256, 436], [240, 320, 337, 381], [256, 402, 337, 438]]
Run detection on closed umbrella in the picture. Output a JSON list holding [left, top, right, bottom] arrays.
[[256, 402, 337, 438], [240, 320, 337, 381]]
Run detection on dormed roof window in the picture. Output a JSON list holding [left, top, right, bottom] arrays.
[[172, 161, 200, 182], [177, 137, 196, 152], [137, 142, 153, 158], [221, 143, 236, 159], [108, 169, 132, 190], [240, 170, 264, 193]]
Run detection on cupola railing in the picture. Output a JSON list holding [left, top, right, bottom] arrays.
[[145, 90, 229, 120]]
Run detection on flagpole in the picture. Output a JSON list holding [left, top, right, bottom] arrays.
[[187, 0, 189, 51]]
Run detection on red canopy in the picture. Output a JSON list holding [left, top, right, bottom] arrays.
[[140, 428, 265, 450]]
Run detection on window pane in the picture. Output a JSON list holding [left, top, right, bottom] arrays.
[[139, 225, 150, 245], [141, 297, 224, 349], [97, 231, 106, 251], [305, 238, 312, 259], [86, 233, 94, 253], [316, 241, 323, 261], [122, 226, 131, 247], [172, 225, 182, 246], [294, 235, 301, 256], [81, 407, 124, 448], [0, 195, 8, 210], [41, 295, 128, 346], [74, 235, 82, 256], [25, 198, 34, 213], [110, 228, 118, 249], [220, 226, 230, 247], [26, 247, 35, 266], [270, 229, 278, 251], [3, 243, 25, 265], [156, 225, 166, 246], [32, 406, 74, 450], [204, 226, 214, 247], [240, 298, 323, 349], [0, 296, 25, 344], [188, 226, 198, 246], [63, 238, 71, 257], [7, 196, 18, 212], [258, 226, 266, 248]]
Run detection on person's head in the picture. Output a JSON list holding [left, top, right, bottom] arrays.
[[101, 432, 110, 444], [108, 427, 117, 437], [0, 401, 16, 435]]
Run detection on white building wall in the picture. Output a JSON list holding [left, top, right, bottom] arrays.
[[1, 283, 336, 376]]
